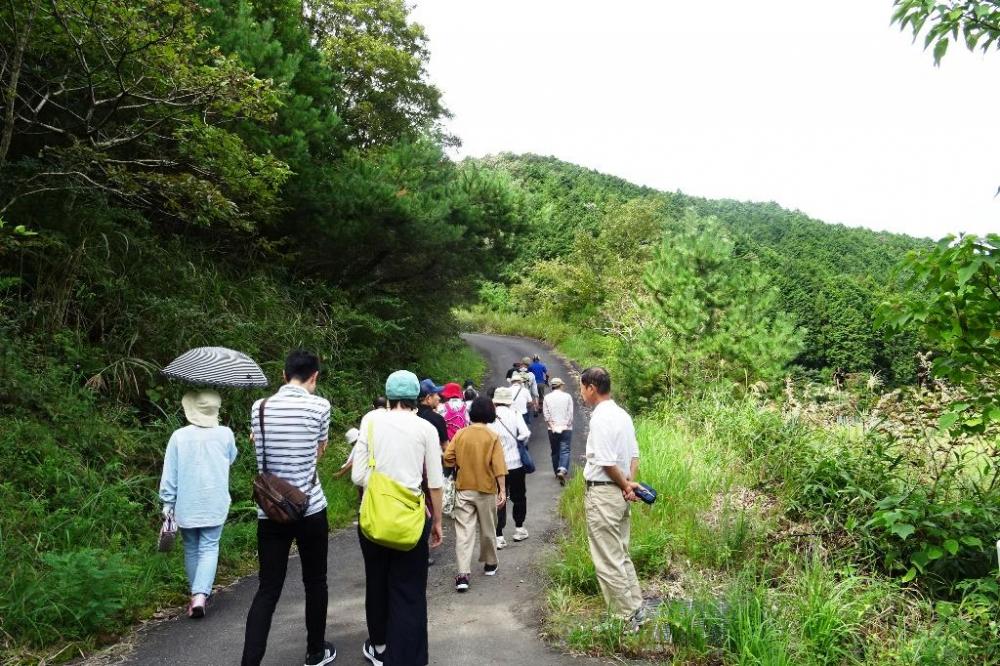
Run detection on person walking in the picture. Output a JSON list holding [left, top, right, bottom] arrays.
[[507, 373, 533, 427], [159, 390, 237, 619], [517, 357, 540, 417], [488, 386, 531, 548], [440, 382, 469, 441], [444, 396, 507, 591], [543, 377, 574, 485], [579, 367, 644, 626], [241, 351, 336, 666], [462, 380, 479, 406], [416, 378, 448, 454], [528, 354, 549, 411], [352, 370, 445, 666]]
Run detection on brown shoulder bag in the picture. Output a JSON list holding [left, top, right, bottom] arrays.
[[252, 398, 314, 523]]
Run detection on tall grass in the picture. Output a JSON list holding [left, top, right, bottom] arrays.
[[540, 391, 998, 664]]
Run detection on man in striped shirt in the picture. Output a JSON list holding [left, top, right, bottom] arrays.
[[241, 350, 336, 666]]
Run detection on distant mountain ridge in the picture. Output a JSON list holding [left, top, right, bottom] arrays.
[[473, 153, 928, 382]]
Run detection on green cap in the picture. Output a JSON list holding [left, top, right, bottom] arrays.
[[385, 370, 420, 400]]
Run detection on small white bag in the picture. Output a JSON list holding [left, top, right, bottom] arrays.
[[442, 476, 457, 519], [158, 512, 178, 552]]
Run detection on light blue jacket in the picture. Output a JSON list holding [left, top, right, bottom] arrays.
[[159, 425, 238, 528]]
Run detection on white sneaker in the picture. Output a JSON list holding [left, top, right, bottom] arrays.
[[513, 527, 529, 542], [362, 640, 384, 666], [496, 536, 507, 549]]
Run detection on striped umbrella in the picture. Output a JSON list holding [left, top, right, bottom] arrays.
[[161, 347, 269, 389]]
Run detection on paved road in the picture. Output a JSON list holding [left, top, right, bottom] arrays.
[[93, 334, 602, 666]]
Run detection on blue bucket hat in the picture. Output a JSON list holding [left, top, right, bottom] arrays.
[[419, 378, 445, 398], [386, 370, 421, 400]]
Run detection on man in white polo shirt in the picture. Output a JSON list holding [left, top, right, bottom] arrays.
[[579, 366, 643, 622]]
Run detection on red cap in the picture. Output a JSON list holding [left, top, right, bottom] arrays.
[[441, 382, 464, 400]]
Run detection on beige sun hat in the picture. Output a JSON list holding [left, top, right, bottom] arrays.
[[508, 374, 524, 384], [550, 377, 565, 388], [493, 386, 514, 405], [182, 390, 222, 428]]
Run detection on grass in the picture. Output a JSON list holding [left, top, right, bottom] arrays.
[[467, 307, 1000, 664], [543, 406, 996, 664]]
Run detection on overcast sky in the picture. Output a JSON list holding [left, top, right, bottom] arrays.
[[409, 0, 999, 239]]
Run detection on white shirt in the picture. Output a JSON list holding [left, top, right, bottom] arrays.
[[352, 408, 445, 494], [543, 389, 574, 433], [583, 399, 639, 482], [489, 405, 531, 470], [510, 383, 531, 415]]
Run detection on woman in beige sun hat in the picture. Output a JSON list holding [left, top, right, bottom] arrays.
[[158, 389, 238, 618]]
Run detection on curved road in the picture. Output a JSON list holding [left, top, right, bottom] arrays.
[[91, 334, 602, 666]]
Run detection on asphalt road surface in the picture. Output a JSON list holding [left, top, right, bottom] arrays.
[[92, 333, 603, 666]]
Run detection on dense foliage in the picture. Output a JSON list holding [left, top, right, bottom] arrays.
[[474, 154, 928, 388], [0, 0, 515, 660]]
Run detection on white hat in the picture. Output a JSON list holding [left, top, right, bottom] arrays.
[[345, 427, 360, 445], [508, 374, 524, 384], [182, 390, 221, 428], [550, 377, 565, 388], [493, 386, 514, 405]]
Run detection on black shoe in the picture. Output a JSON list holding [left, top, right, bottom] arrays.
[[304, 641, 336, 666], [455, 574, 470, 592], [484, 563, 498, 576], [362, 640, 384, 666]]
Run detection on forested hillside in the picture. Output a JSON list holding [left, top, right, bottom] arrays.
[[0, 1, 514, 660], [476, 154, 929, 384], [462, 155, 1000, 663]]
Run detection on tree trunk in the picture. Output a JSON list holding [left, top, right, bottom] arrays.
[[0, 0, 41, 166]]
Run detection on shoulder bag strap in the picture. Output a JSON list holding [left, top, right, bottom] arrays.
[[367, 419, 376, 469], [498, 417, 516, 440], [258, 398, 269, 473]]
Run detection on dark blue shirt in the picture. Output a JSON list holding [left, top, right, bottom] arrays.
[[528, 361, 547, 385]]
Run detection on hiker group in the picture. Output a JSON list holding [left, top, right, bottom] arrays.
[[158, 350, 647, 666]]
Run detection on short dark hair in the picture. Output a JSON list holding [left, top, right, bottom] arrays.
[[388, 398, 418, 410], [580, 367, 611, 395], [285, 350, 320, 382], [469, 396, 496, 424], [464, 387, 477, 401], [373, 396, 387, 409]]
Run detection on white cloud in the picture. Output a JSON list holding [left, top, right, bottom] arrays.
[[411, 0, 1000, 239]]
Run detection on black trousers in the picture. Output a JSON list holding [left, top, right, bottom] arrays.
[[358, 519, 431, 666], [241, 509, 329, 666], [496, 466, 527, 534]]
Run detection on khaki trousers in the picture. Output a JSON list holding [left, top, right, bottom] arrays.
[[453, 490, 499, 574], [585, 484, 642, 618]]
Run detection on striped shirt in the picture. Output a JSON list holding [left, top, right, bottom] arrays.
[[251, 384, 330, 518]]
